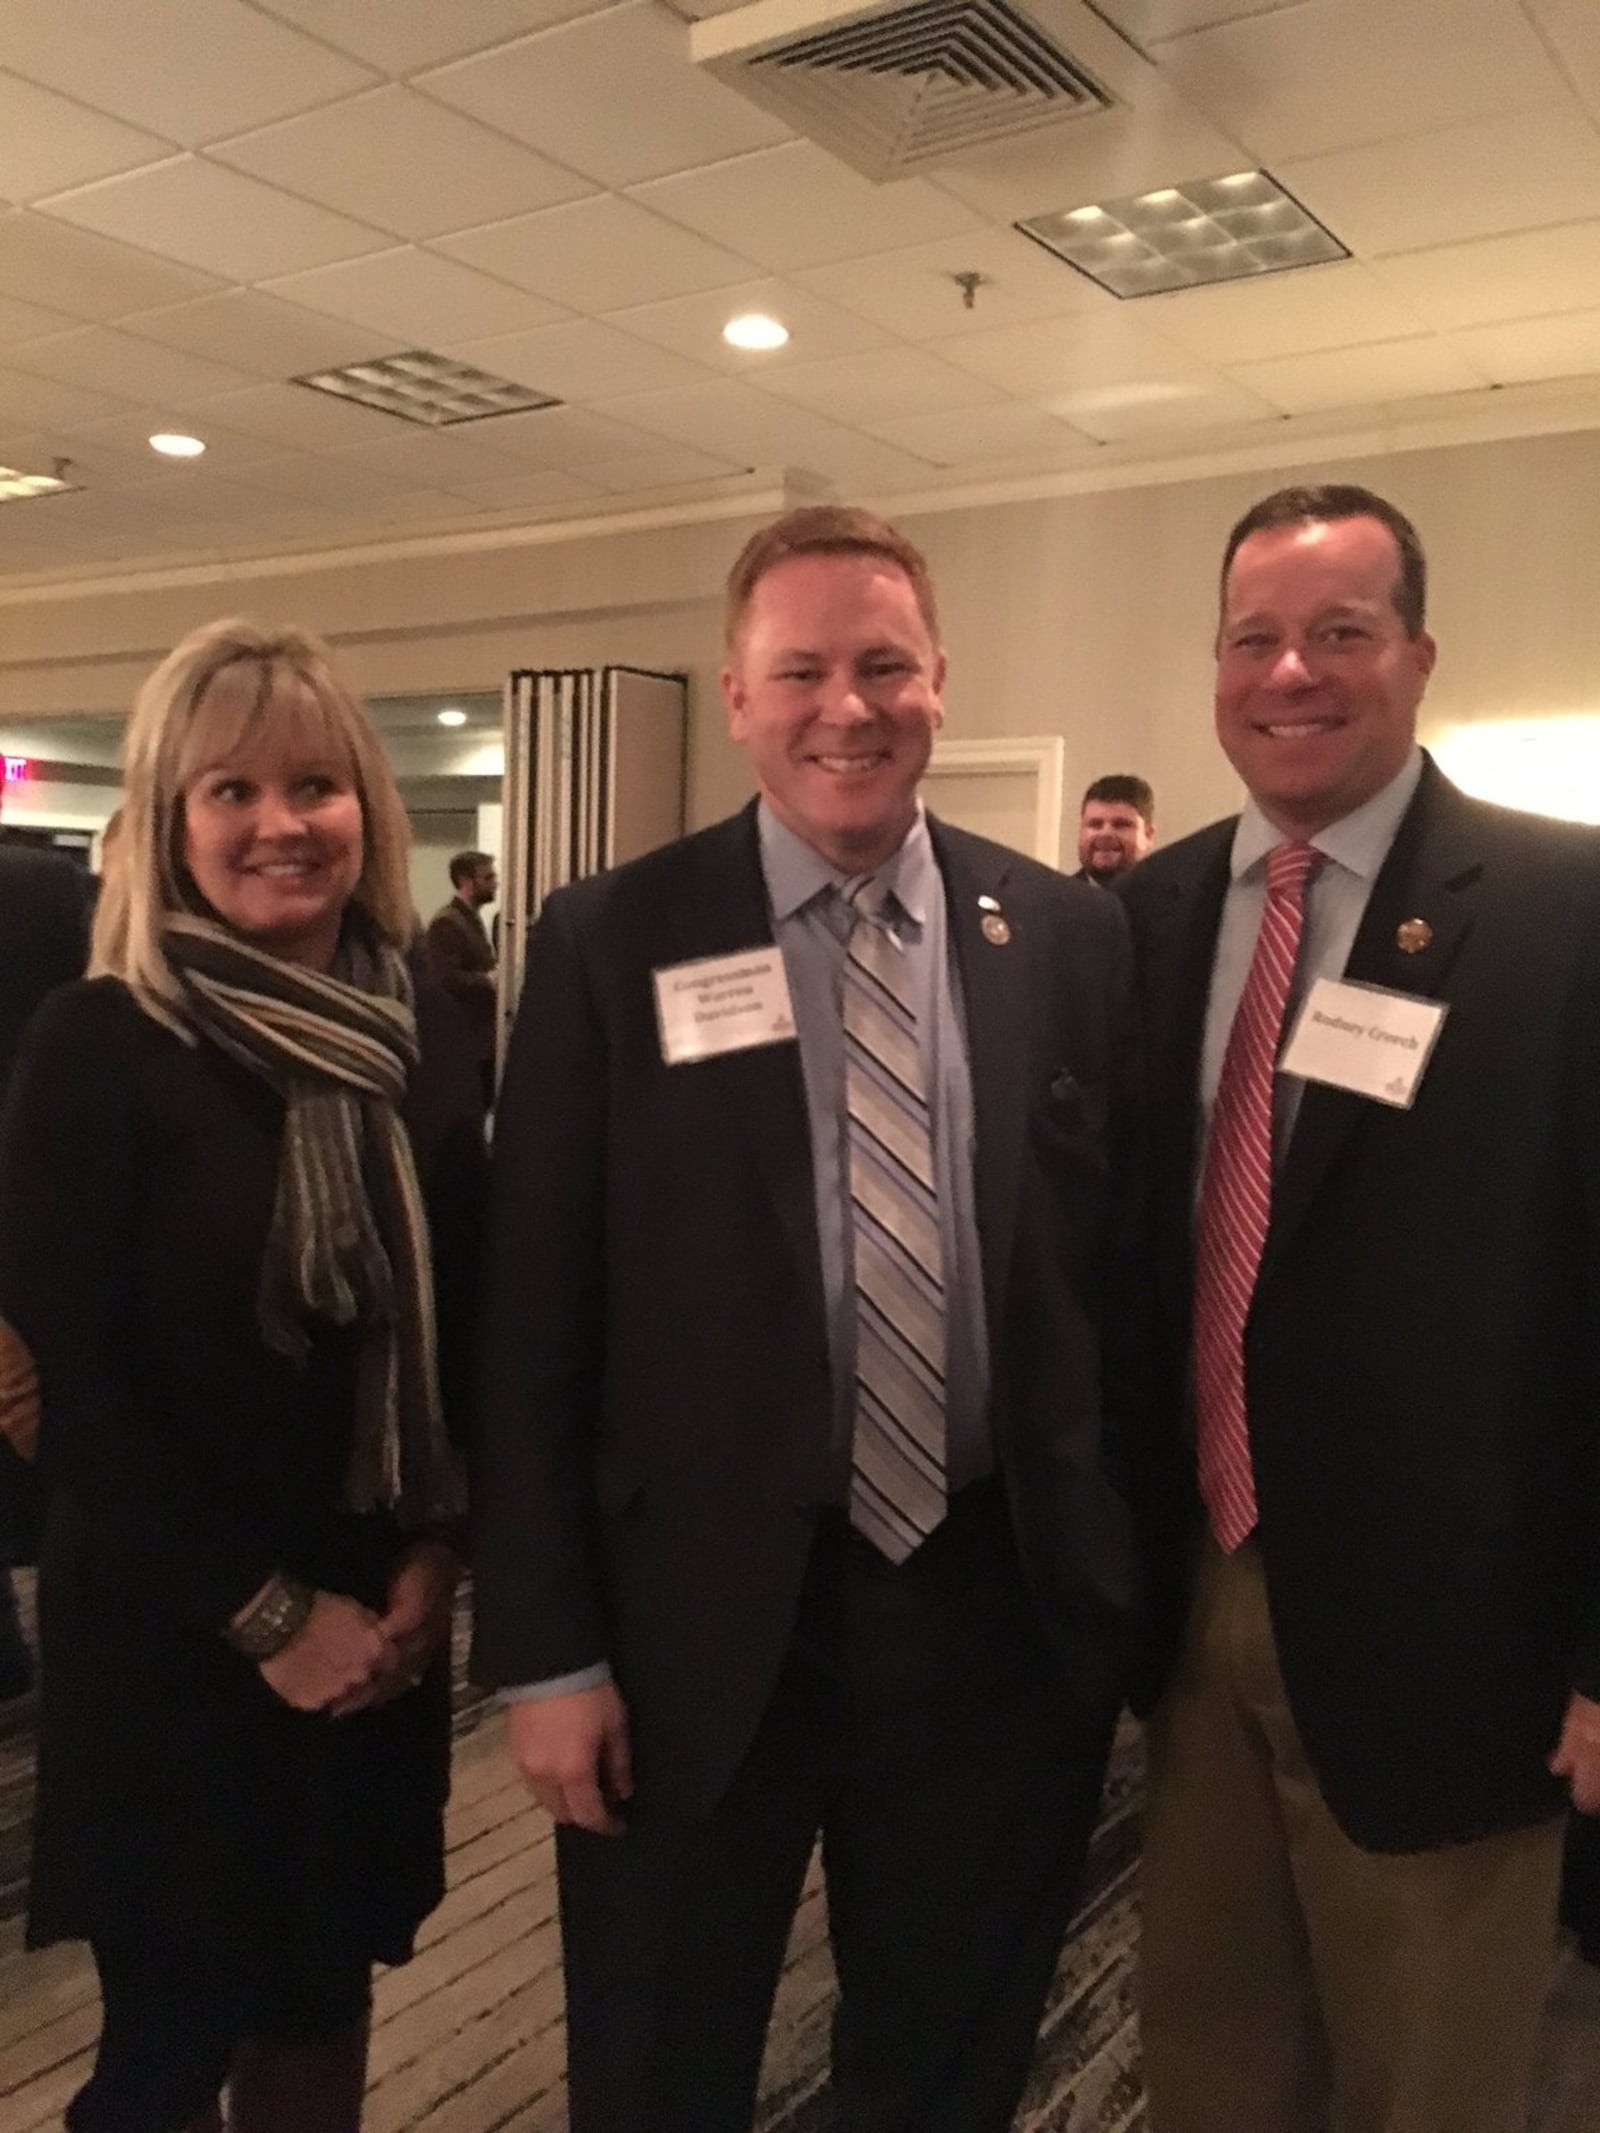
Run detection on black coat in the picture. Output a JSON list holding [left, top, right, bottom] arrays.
[[472, 802, 1142, 1819], [0, 973, 484, 1953], [1117, 759, 1600, 1852]]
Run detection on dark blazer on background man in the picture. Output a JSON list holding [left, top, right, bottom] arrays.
[[0, 846, 90, 1103], [473, 799, 1141, 1820], [1117, 755, 1600, 1854], [424, 894, 496, 1066]]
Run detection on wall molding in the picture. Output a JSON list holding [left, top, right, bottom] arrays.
[[927, 733, 1066, 866]]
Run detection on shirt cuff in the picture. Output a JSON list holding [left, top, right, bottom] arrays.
[[499, 1662, 612, 1702]]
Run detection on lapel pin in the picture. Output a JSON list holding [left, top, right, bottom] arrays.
[[981, 911, 1011, 946], [1396, 917, 1432, 955]]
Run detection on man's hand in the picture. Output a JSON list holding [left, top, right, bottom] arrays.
[[1550, 1691, 1600, 1814], [327, 1540, 462, 1718], [507, 1683, 633, 1837], [258, 1591, 395, 1712]]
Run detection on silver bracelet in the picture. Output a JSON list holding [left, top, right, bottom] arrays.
[[226, 1574, 314, 1660]]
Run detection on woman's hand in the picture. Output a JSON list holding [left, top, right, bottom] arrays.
[[325, 1539, 462, 1718], [258, 1591, 395, 1712]]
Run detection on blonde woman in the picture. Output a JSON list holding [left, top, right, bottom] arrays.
[[0, 622, 484, 2133]]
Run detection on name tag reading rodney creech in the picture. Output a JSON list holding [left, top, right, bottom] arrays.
[[1279, 976, 1447, 1109], [654, 948, 797, 1066]]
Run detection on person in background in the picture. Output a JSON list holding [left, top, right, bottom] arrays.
[[1075, 774, 1154, 885], [0, 836, 92, 1699], [474, 504, 1139, 2133], [0, 620, 484, 2133], [425, 850, 498, 1108], [1118, 482, 1600, 2133]]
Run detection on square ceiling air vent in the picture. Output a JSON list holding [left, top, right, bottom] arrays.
[[293, 350, 561, 427], [1018, 171, 1347, 298]]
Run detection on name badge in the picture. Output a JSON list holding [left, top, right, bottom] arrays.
[[1279, 976, 1447, 1109], [653, 947, 797, 1066]]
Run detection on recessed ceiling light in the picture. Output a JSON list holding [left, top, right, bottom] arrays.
[[437, 708, 468, 728], [295, 349, 560, 428], [149, 432, 206, 459], [723, 313, 789, 352], [1016, 170, 1346, 298], [0, 462, 79, 503]]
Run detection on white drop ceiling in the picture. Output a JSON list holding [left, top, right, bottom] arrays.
[[0, 0, 1597, 584]]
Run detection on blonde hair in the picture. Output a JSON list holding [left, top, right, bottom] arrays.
[[94, 618, 414, 1024]]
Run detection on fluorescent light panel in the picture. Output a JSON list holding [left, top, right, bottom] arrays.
[[293, 349, 561, 428], [0, 464, 79, 503], [1017, 171, 1346, 299]]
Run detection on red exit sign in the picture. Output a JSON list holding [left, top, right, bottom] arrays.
[[2, 756, 28, 782]]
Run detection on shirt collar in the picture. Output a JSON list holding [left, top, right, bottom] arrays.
[[757, 799, 931, 925], [1229, 746, 1424, 885]]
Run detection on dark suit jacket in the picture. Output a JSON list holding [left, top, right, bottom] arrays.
[[474, 802, 1141, 1819], [425, 895, 496, 1063], [1117, 757, 1600, 1852]]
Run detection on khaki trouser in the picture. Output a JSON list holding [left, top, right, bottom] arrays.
[[1139, 1537, 1563, 2133]]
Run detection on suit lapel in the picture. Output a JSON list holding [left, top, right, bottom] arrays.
[[667, 805, 827, 1330], [1265, 761, 1482, 1266], [931, 821, 1026, 1342]]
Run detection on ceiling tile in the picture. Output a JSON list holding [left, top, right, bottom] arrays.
[[1279, 107, 1600, 257], [1226, 335, 1491, 413], [30, 417, 286, 490], [264, 247, 568, 345], [119, 291, 383, 378], [632, 143, 986, 273], [196, 452, 424, 508], [593, 378, 862, 459], [1095, 0, 1306, 40], [1138, 259, 1430, 364], [863, 402, 1094, 468], [583, 445, 751, 491], [929, 95, 1245, 226], [1454, 308, 1600, 385], [795, 228, 1110, 342], [0, 364, 139, 429], [603, 279, 891, 371], [440, 467, 605, 511], [1372, 222, 1600, 330], [1050, 373, 1276, 441], [455, 402, 675, 470], [39, 158, 393, 282], [1157, 0, 1568, 164], [211, 85, 593, 241], [0, 292, 80, 346], [251, 0, 612, 74], [329, 428, 514, 487], [418, 1, 790, 188], [7, 325, 259, 405], [931, 308, 1207, 397], [769, 430, 941, 493], [187, 380, 410, 452], [445, 318, 719, 401], [437, 194, 752, 311], [0, 0, 377, 146], [0, 210, 226, 321], [758, 347, 1003, 426], [0, 71, 172, 200], [1525, 1, 1600, 124]]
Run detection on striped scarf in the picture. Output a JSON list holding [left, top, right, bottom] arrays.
[[163, 912, 463, 1527]]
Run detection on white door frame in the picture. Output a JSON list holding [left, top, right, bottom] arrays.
[[926, 734, 1066, 866]]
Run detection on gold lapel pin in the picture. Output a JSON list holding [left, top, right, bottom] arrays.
[[1396, 917, 1432, 955], [981, 911, 1011, 946]]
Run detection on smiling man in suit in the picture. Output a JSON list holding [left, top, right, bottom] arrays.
[[1117, 482, 1600, 2133], [474, 504, 1139, 2132]]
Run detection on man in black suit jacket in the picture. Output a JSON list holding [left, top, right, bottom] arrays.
[[1117, 483, 1600, 2133], [424, 850, 498, 1105], [474, 506, 1138, 2131], [0, 840, 91, 1694]]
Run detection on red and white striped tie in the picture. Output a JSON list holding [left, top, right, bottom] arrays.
[[1192, 840, 1321, 1552]]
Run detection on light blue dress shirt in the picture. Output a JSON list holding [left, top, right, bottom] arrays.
[[758, 800, 993, 1494], [1199, 747, 1425, 1174]]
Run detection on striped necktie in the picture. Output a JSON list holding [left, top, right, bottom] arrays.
[[1192, 839, 1321, 1552], [842, 877, 947, 1562]]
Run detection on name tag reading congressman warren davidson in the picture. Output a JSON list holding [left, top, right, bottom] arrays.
[[1279, 976, 1448, 1109], [653, 947, 798, 1066]]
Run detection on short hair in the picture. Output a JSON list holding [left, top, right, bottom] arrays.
[[94, 618, 415, 1028], [1081, 774, 1154, 825], [449, 849, 493, 888], [724, 504, 940, 648], [1220, 483, 1428, 638]]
